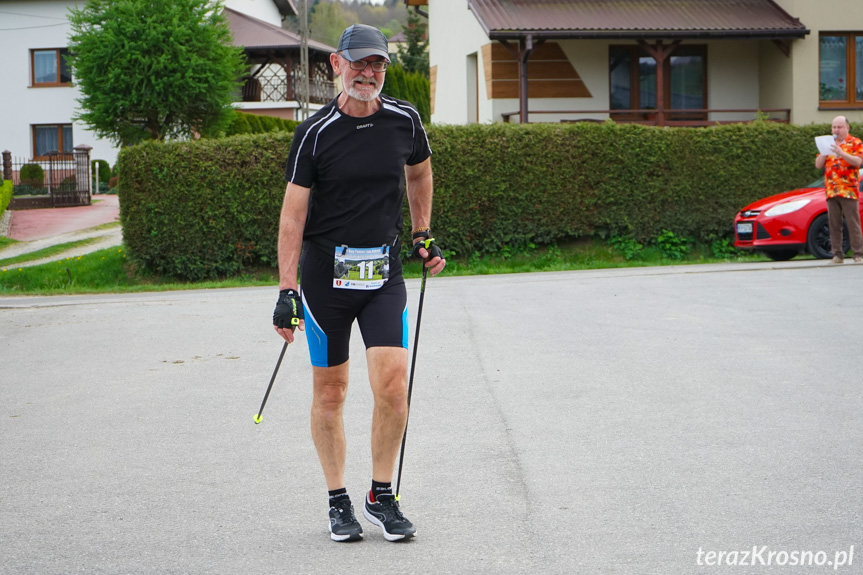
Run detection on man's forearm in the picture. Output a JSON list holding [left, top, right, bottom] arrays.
[[815, 155, 827, 170], [405, 159, 434, 233], [277, 184, 309, 290], [277, 227, 302, 290]]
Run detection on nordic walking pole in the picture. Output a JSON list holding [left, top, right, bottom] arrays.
[[395, 263, 430, 500], [254, 341, 289, 424]]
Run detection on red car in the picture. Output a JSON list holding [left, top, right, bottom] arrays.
[[734, 172, 863, 260]]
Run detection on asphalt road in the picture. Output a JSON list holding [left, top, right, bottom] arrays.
[[2, 260, 862, 575]]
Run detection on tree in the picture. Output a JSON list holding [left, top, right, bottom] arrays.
[[383, 64, 429, 123], [68, 0, 246, 146], [395, 9, 428, 77], [285, 1, 407, 45], [309, 1, 357, 48]]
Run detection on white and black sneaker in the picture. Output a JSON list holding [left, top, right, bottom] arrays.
[[328, 500, 363, 542], [363, 493, 416, 541]]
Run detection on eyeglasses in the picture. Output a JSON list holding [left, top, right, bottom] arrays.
[[343, 58, 388, 73]]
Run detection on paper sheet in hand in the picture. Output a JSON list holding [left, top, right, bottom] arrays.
[[816, 135, 836, 156]]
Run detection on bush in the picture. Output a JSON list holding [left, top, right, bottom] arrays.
[[118, 133, 291, 280], [19, 163, 44, 188], [59, 175, 77, 192], [118, 121, 830, 281], [425, 121, 824, 257], [0, 179, 13, 221], [655, 229, 692, 260], [384, 64, 430, 123], [608, 235, 643, 260], [12, 184, 47, 196], [222, 110, 299, 136], [91, 159, 111, 184]]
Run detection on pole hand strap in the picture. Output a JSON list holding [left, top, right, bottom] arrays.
[[411, 231, 443, 261], [273, 289, 303, 328]]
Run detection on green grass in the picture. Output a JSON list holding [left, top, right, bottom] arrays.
[[402, 238, 772, 277], [0, 239, 776, 296], [0, 237, 104, 267], [0, 236, 17, 250], [0, 246, 279, 295]]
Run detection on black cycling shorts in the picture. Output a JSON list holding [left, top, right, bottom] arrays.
[[300, 243, 407, 368]]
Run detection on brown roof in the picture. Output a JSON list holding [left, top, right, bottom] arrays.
[[467, 0, 809, 40], [223, 7, 336, 54]]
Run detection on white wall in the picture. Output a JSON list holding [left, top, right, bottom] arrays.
[[224, 0, 281, 26], [427, 0, 490, 124], [0, 0, 118, 165], [705, 40, 760, 123], [0, 0, 286, 168], [758, 39, 793, 117]]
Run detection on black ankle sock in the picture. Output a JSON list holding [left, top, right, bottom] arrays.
[[370, 480, 392, 502], [328, 488, 349, 506]]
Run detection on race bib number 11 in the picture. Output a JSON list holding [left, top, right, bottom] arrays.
[[333, 245, 390, 290]]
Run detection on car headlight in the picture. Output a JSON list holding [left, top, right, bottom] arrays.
[[764, 199, 811, 217]]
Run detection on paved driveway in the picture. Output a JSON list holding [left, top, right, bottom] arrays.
[[1, 261, 861, 574], [1, 195, 122, 266]]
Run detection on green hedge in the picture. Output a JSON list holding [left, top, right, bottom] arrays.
[[19, 163, 44, 188], [117, 133, 291, 280], [0, 179, 12, 224], [384, 64, 430, 123], [427, 121, 826, 256], [223, 110, 299, 136], [92, 159, 111, 184], [119, 121, 832, 280]]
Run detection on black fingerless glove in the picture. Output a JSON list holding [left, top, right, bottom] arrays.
[[411, 231, 443, 261], [273, 289, 303, 329]]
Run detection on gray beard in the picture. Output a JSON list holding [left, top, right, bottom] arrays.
[[344, 80, 381, 102]]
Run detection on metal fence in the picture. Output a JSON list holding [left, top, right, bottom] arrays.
[[2, 146, 91, 207]]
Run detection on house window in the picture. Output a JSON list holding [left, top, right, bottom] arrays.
[[609, 45, 707, 120], [819, 33, 863, 106], [32, 125, 73, 160], [31, 48, 72, 86]]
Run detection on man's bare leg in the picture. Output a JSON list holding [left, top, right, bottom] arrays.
[[366, 346, 409, 483], [363, 346, 416, 540], [311, 361, 350, 491]]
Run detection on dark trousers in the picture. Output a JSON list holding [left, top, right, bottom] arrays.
[[826, 196, 863, 258]]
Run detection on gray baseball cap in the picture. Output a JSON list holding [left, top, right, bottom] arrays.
[[337, 24, 390, 62]]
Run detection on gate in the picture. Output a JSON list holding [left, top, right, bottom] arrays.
[[2, 145, 92, 208]]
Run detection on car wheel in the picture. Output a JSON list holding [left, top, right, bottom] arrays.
[[806, 213, 850, 259], [764, 248, 798, 261]]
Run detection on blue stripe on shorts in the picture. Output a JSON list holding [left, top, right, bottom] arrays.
[[402, 302, 408, 349], [302, 298, 329, 367]]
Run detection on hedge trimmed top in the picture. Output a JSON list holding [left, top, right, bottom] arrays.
[[118, 120, 832, 280]]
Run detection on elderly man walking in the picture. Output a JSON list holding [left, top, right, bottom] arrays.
[[272, 24, 445, 543]]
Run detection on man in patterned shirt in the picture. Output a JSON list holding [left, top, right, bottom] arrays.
[[815, 115, 863, 264]]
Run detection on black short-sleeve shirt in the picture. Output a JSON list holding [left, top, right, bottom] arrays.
[[284, 94, 431, 249]]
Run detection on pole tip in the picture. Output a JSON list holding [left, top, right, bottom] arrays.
[[254, 414, 263, 424]]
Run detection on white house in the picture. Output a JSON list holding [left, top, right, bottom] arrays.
[[420, 0, 863, 127], [0, 0, 300, 168]]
